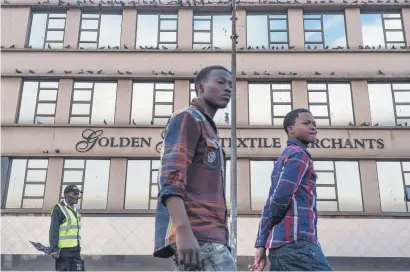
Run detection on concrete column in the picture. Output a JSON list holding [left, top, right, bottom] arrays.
[[121, 9, 137, 49], [55, 79, 73, 124], [0, 7, 30, 48], [291, 80, 308, 109], [64, 9, 81, 48], [178, 9, 193, 49], [236, 9, 247, 49], [359, 160, 381, 213], [43, 158, 64, 210], [107, 158, 127, 210], [351, 80, 371, 126], [345, 8, 363, 48], [115, 80, 133, 124], [287, 9, 304, 49], [236, 81, 249, 125], [402, 8, 410, 46], [174, 80, 190, 111], [1, 78, 22, 124], [237, 159, 251, 212]]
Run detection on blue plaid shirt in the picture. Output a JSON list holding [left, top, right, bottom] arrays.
[[255, 138, 319, 249]]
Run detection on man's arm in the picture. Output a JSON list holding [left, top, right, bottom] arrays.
[[255, 150, 309, 247], [158, 111, 201, 228], [49, 205, 62, 253]]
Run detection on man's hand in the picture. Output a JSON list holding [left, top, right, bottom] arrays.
[[176, 225, 201, 271], [49, 251, 59, 259], [248, 247, 267, 271]]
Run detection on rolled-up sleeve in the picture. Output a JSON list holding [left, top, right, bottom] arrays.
[[158, 111, 201, 206]]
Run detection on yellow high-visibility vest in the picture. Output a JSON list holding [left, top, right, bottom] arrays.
[[51, 204, 81, 248]]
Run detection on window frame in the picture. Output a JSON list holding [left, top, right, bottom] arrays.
[[246, 11, 290, 49], [192, 12, 231, 50], [26, 10, 67, 49]]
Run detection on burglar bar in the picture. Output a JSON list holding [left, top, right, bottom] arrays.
[[229, 0, 238, 265]]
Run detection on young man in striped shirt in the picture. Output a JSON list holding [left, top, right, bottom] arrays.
[[153, 65, 235, 271], [249, 108, 333, 271]]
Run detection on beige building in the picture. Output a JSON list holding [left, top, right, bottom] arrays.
[[1, 0, 410, 270]]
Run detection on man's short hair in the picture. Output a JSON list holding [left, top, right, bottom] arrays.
[[193, 65, 230, 95], [283, 108, 311, 135]]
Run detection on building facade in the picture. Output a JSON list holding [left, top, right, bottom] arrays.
[[1, 0, 410, 270]]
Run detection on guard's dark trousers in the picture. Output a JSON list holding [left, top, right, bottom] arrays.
[[55, 251, 84, 271]]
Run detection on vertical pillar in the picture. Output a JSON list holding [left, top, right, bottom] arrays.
[[121, 9, 137, 48], [291, 80, 308, 109], [55, 79, 73, 124], [0, 7, 30, 48], [107, 158, 127, 210], [236, 9, 247, 49], [174, 80, 190, 111], [236, 81, 249, 125], [64, 9, 81, 48], [288, 9, 304, 49], [43, 158, 64, 210], [401, 8, 410, 46], [359, 160, 382, 213], [1, 78, 22, 124], [237, 159, 251, 212], [351, 80, 371, 125], [345, 8, 363, 48], [115, 80, 133, 124], [178, 9, 193, 49]]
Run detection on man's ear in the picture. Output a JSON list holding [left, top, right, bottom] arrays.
[[287, 125, 294, 135]]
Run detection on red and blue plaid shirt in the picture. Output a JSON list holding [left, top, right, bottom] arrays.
[[255, 138, 319, 249]]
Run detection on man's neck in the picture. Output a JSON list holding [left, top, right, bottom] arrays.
[[198, 98, 217, 118], [64, 199, 73, 208]]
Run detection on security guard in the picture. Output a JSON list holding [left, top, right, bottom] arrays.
[[49, 184, 84, 271]]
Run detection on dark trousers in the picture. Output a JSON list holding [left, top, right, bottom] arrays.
[[55, 251, 84, 271], [269, 240, 332, 271]]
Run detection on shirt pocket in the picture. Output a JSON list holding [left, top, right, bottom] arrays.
[[202, 138, 221, 170]]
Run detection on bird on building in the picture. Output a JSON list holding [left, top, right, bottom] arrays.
[[29, 70, 35, 74], [15, 69, 22, 73], [47, 70, 54, 74]]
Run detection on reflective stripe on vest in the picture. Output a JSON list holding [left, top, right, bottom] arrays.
[[52, 204, 81, 248]]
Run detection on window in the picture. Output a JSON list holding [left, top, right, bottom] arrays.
[[125, 159, 160, 210], [78, 12, 122, 49], [193, 14, 231, 49], [131, 83, 174, 125], [28, 12, 66, 49], [18, 81, 59, 124], [368, 83, 410, 126], [248, 83, 292, 126], [190, 83, 231, 125], [308, 83, 354, 126], [136, 13, 178, 49], [361, 12, 406, 49], [69, 82, 117, 125], [303, 12, 347, 49], [61, 159, 110, 209], [247, 13, 289, 49], [377, 161, 410, 212], [250, 160, 363, 212], [5, 159, 48, 209]]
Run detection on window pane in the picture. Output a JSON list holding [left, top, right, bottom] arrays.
[[160, 32, 176, 43], [316, 172, 335, 185], [155, 91, 173, 102], [394, 92, 410, 103], [270, 20, 287, 30], [377, 162, 407, 212], [308, 83, 327, 90], [386, 31, 404, 42], [194, 32, 210, 43], [155, 105, 173, 116], [214, 101, 231, 125], [368, 84, 395, 125], [247, 15, 268, 47], [304, 19, 321, 30], [213, 15, 231, 49], [65, 160, 85, 169], [403, 173, 410, 186], [309, 92, 327, 103], [40, 82, 59, 88], [305, 32, 322, 42], [317, 201, 338, 211], [29, 14, 47, 48], [74, 82, 93, 89], [46, 31, 64, 41], [328, 84, 354, 126], [335, 161, 363, 211], [22, 199, 43, 209], [273, 105, 291, 116], [39, 90, 57, 101], [36, 103, 56, 115], [82, 160, 110, 209], [91, 83, 117, 124], [72, 104, 90, 115], [18, 82, 38, 124], [317, 187, 336, 199], [315, 119, 330, 126], [63, 170, 84, 182], [251, 161, 274, 210], [384, 19, 403, 30], [323, 14, 346, 47], [160, 20, 177, 30], [361, 14, 385, 46], [73, 90, 92, 101], [70, 117, 90, 124], [80, 31, 97, 42], [26, 170, 47, 182], [272, 84, 291, 90], [314, 161, 334, 171], [28, 159, 48, 169], [36, 116, 55, 124], [270, 32, 288, 42], [310, 105, 328, 117], [249, 84, 271, 125], [132, 83, 154, 125], [5, 160, 27, 208], [396, 105, 410, 117], [272, 92, 291, 103], [156, 83, 174, 90], [81, 19, 99, 30], [48, 19, 65, 30], [125, 160, 150, 209], [402, 162, 410, 171], [99, 14, 122, 47], [392, 84, 410, 90], [83, 13, 100, 19], [24, 184, 45, 197]]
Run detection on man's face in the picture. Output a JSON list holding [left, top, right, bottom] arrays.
[[65, 191, 81, 205], [197, 69, 232, 109], [288, 112, 317, 144]]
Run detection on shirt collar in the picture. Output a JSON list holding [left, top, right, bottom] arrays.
[[287, 138, 312, 158], [63, 199, 77, 212], [190, 98, 208, 117]]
